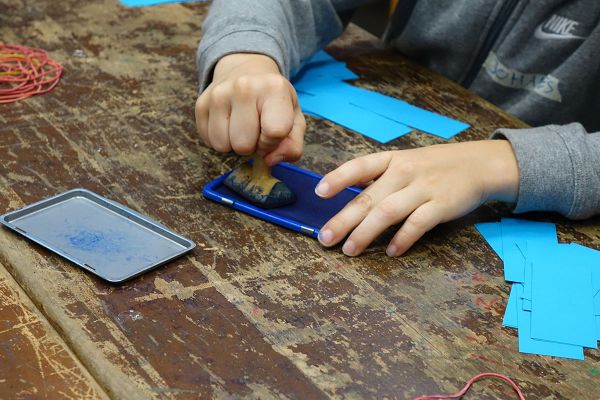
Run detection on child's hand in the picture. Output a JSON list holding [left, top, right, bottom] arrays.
[[315, 140, 519, 256], [195, 53, 305, 166]]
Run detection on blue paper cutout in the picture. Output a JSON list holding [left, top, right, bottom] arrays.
[[476, 218, 600, 360], [500, 219, 557, 282], [529, 245, 597, 348], [564, 244, 600, 296], [521, 253, 532, 301], [474, 222, 503, 260], [348, 88, 469, 139], [502, 283, 520, 328], [295, 79, 468, 140], [292, 50, 469, 142], [297, 91, 412, 143], [515, 285, 584, 360], [294, 57, 359, 82]]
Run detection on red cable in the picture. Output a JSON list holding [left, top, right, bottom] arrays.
[[0, 44, 63, 103], [415, 373, 526, 400]]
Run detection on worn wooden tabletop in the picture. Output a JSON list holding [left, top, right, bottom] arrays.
[[1, 1, 599, 399]]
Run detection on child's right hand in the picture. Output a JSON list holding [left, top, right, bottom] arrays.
[[195, 53, 305, 166]]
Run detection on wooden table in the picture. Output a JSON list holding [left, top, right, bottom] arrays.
[[1, 1, 599, 399]]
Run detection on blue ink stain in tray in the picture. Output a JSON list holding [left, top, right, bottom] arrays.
[[63, 228, 165, 266], [66, 229, 122, 253]]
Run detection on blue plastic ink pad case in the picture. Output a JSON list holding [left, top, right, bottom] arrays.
[[1, 189, 196, 283], [202, 163, 361, 238]]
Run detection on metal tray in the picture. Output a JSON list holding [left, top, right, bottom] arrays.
[[1, 188, 196, 283]]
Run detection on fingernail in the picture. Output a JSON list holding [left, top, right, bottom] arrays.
[[270, 155, 284, 165], [315, 181, 329, 197], [342, 240, 356, 256], [318, 229, 333, 245], [386, 244, 398, 257]]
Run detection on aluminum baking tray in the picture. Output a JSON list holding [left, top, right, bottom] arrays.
[[1, 188, 196, 283]]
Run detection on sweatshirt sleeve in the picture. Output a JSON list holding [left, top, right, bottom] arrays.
[[197, 0, 371, 91], [492, 123, 600, 219]]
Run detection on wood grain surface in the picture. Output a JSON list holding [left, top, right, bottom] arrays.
[[0, 262, 108, 399], [1, 1, 599, 399]]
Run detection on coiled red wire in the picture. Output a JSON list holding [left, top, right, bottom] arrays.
[[0, 44, 63, 104], [415, 372, 526, 400]]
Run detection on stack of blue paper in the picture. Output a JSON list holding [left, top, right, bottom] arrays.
[[476, 218, 600, 360], [292, 51, 470, 143]]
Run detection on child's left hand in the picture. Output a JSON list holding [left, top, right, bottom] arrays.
[[315, 140, 519, 256]]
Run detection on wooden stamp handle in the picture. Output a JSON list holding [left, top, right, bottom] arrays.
[[252, 155, 271, 179]]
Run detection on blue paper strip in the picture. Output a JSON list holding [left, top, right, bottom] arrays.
[[348, 88, 469, 139], [500, 218, 557, 282], [521, 252, 533, 301], [476, 218, 600, 359], [295, 80, 468, 139], [298, 91, 412, 143], [565, 244, 600, 296], [515, 285, 584, 360], [529, 245, 597, 348], [502, 283, 520, 328], [293, 59, 359, 82], [474, 222, 503, 260]]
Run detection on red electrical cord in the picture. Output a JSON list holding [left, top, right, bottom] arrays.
[[0, 44, 63, 104], [415, 373, 526, 400]]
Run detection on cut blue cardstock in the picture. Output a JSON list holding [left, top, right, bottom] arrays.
[[500, 218, 557, 283], [515, 242, 527, 259], [560, 243, 600, 314], [474, 222, 503, 260], [501, 219, 557, 243], [295, 80, 468, 139], [515, 285, 584, 360], [502, 283, 520, 328], [298, 91, 412, 143], [293, 60, 359, 82], [504, 242, 527, 283], [348, 88, 470, 139], [476, 218, 600, 359], [521, 251, 533, 301], [529, 247, 597, 349], [120, 0, 201, 6], [563, 243, 600, 296], [292, 50, 470, 140]]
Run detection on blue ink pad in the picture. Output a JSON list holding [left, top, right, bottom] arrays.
[[203, 163, 361, 238], [1, 189, 195, 283]]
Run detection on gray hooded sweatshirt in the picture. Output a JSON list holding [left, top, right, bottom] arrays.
[[197, 0, 600, 219]]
